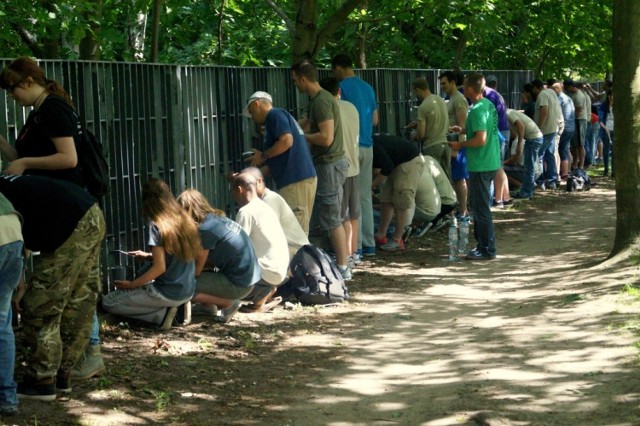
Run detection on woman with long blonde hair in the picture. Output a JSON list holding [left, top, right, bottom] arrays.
[[177, 189, 260, 323], [103, 179, 201, 329]]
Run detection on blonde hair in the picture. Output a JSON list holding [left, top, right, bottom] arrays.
[[177, 189, 225, 224], [141, 179, 201, 262]]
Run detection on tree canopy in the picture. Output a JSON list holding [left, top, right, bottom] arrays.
[[0, 0, 612, 79]]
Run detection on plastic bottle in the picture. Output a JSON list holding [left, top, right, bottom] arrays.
[[448, 217, 458, 261], [458, 216, 469, 256]]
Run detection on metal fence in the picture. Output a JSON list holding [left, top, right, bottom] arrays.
[[0, 59, 532, 290]]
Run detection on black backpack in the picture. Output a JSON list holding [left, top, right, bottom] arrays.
[[77, 126, 109, 199], [285, 245, 350, 305]]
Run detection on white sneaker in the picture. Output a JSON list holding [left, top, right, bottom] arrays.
[[338, 265, 352, 281]]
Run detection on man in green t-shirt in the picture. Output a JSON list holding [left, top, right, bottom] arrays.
[[448, 73, 500, 260], [292, 60, 351, 280]]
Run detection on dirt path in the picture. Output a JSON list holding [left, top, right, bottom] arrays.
[[9, 177, 640, 426]]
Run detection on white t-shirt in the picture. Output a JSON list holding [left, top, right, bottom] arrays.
[[338, 100, 360, 177], [235, 197, 289, 285], [262, 188, 309, 260]]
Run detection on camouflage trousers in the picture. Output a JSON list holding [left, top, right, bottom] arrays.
[[21, 204, 105, 380]]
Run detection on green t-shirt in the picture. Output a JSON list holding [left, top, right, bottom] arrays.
[[417, 94, 448, 147], [309, 89, 345, 164], [465, 98, 501, 172]]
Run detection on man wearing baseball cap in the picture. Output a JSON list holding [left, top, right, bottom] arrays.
[[243, 91, 317, 235]]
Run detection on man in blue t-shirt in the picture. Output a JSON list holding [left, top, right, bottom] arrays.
[[331, 54, 379, 257], [243, 91, 317, 235]]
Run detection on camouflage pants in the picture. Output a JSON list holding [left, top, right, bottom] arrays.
[[21, 204, 105, 380]]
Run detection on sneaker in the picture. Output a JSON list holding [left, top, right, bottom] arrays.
[[215, 299, 242, 323], [351, 252, 363, 265], [71, 344, 105, 380], [401, 225, 412, 243], [0, 405, 18, 416], [347, 255, 356, 270], [380, 239, 405, 252], [361, 246, 376, 257], [430, 217, 451, 233], [17, 377, 56, 401], [374, 235, 388, 246], [512, 192, 531, 200], [338, 265, 353, 281], [191, 303, 219, 317], [56, 370, 72, 394], [502, 199, 513, 207], [465, 248, 496, 261], [159, 306, 178, 330]]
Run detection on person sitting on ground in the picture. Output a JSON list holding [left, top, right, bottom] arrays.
[[242, 167, 309, 261], [0, 174, 105, 401], [177, 189, 261, 323], [102, 179, 200, 330], [372, 133, 425, 251], [232, 172, 289, 313], [0, 193, 24, 415], [409, 155, 458, 239]]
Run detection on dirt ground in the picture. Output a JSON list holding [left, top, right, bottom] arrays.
[[5, 172, 640, 426]]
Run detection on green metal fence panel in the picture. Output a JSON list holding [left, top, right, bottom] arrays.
[[0, 59, 532, 291]]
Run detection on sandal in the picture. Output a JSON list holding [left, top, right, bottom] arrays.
[[239, 296, 283, 313]]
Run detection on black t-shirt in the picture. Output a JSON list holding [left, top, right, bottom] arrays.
[[15, 95, 84, 186], [372, 134, 420, 176], [0, 174, 96, 252]]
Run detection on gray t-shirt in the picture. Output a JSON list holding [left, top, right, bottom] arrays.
[[534, 89, 561, 135], [148, 222, 196, 301]]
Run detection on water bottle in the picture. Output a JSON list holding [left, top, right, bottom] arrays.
[[448, 217, 458, 261], [458, 216, 469, 255]]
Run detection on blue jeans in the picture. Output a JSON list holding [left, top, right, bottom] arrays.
[[0, 240, 23, 410], [537, 132, 558, 185], [519, 137, 543, 198], [469, 171, 497, 257], [89, 312, 100, 346], [559, 129, 574, 163], [601, 129, 614, 174]]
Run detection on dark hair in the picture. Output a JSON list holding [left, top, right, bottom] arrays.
[[464, 72, 485, 93], [320, 77, 340, 96], [438, 71, 457, 83], [531, 79, 545, 89], [291, 60, 318, 83], [546, 78, 557, 87], [412, 77, 429, 91], [453, 70, 465, 86], [0, 57, 74, 108], [331, 54, 353, 69], [521, 83, 533, 94]]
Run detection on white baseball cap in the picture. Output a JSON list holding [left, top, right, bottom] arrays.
[[242, 91, 272, 117]]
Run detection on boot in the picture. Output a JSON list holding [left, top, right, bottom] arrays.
[[71, 345, 105, 380]]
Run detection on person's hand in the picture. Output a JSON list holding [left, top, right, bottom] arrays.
[[4, 159, 27, 176], [449, 125, 462, 133], [448, 141, 463, 151], [245, 149, 262, 167], [405, 121, 417, 129], [503, 157, 516, 166], [114, 280, 133, 289], [127, 250, 150, 260]]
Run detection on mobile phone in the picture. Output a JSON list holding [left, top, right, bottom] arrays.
[[113, 250, 130, 255], [242, 151, 255, 159]]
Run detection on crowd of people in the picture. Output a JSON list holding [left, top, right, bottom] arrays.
[[0, 55, 613, 414]]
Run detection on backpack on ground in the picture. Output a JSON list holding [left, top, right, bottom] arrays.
[[77, 127, 110, 199], [566, 168, 591, 192], [284, 244, 349, 305]]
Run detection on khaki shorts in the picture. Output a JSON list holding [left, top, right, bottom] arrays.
[[279, 176, 317, 235], [379, 155, 425, 210]]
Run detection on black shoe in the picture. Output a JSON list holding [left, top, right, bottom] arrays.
[[512, 192, 531, 200], [56, 370, 72, 394], [17, 377, 56, 401], [465, 249, 496, 261]]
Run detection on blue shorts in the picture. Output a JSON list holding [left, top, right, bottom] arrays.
[[451, 149, 469, 181]]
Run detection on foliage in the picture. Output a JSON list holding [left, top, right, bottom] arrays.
[[0, 0, 612, 78]]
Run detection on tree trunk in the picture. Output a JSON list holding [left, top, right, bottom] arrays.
[[217, 0, 227, 65], [292, 0, 318, 63], [79, 0, 103, 60], [150, 0, 163, 63], [610, 0, 640, 256]]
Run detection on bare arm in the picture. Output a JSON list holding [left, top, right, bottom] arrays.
[[537, 105, 548, 129], [415, 119, 426, 141], [0, 135, 18, 162], [248, 133, 293, 167], [114, 245, 166, 289], [305, 119, 335, 147], [4, 136, 78, 175], [372, 109, 379, 127], [195, 248, 209, 277], [449, 130, 487, 151]]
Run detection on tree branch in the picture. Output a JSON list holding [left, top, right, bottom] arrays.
[[10, 23, 44, 58], [264, 0, 294, 33], [315, 0, 365, 57]]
